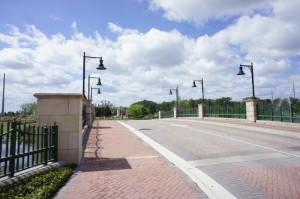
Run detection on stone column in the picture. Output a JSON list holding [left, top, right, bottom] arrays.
[[198, 103, 205, 119], [245, 99, 259, 122], [117, 108, 120, 117], [173, 107, 177, 118], [158, 111, 161, 119], [83, 99, 92, 127], [34, 93, 83, 165]]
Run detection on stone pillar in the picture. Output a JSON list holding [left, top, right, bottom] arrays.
[[83, 99, 92, 127], [245, 99, 258, 123], [117, 108, 120, 117], [198, 103, 205, 119], [34, 93, 83, 165], [158, 111, 161, 119], [173, 107, 177, 118]]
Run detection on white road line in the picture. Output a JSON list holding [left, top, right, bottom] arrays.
[[183, 125, 300, 158], [118, 121, 237, 199], [189, 153, 290, 166]]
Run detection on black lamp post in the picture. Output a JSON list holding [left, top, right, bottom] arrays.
[[237, 62, 256, 99], [88, 75, 102, 99], [169, 84, 179, 107], [82, 52, 106, 99], [91, 86, 101, 100], [1, 73, 5, 117], [192, 78, 204, 103]]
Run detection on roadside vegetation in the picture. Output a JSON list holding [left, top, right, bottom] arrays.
[[0, 164, 77, 199]]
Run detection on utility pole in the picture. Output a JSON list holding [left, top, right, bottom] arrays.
[[271, 90, 273, 103], [293, 82, 296, 99], [1, 73, 5, 117]]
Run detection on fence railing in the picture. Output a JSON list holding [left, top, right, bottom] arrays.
[[178, 108, 198, 117], [204, 105, 246, 119], [161, 110, 173, 118], [0, 120, 58, 178], [257, 103, 300, 123], [82, 104, 87, 128]]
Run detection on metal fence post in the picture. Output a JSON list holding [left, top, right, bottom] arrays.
[[9, 121, 16, 177], [52, 124, 58, 162], [43, 125, 48, 166]]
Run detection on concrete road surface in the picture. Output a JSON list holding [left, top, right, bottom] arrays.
[[121, 118, 300, 199]]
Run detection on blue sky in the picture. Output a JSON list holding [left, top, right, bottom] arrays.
[[0, 0, 300, 111]]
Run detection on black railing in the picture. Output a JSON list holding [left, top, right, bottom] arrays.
[[82, 104, 87, 128], [205, 105, 246, 119], [257, 103, 300, 123], [0, 120, 58, 178]]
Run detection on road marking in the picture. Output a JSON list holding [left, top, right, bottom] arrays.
[[189, 153, 290, 166], [118, 121, 237, 199], [181, 125, 300, 158], [176, 118, 300, 139]]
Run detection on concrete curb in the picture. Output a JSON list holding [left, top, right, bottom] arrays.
[[0, 161, 68, 187]]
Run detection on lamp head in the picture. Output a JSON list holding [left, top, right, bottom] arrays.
[[96, 57, 106, 70], [169, 90, 173, 95], [97, 88, 101, 94], [97, 78, 102, 86], [237, 66, 246, 75], [192, 81, 197, 87]]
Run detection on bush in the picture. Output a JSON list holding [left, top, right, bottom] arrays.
[[0, 164, 76, 199], [128, 104, 149, 119]]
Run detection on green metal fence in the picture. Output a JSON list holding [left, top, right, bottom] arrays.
[[205, 105, 246, 119], [82, 104, 87, 128], [0, 120, 58, 178], [257, 103, 300, 123], [178, 108, 198, 117], [161, 110, 173, 118]]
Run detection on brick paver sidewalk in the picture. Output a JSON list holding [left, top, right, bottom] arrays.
[[55, 120, 205, 199]]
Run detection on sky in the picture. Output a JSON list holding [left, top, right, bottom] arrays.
[[0, 0, 300, 112]]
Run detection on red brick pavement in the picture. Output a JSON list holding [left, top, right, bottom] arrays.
[[234, 164, 300, 199], [60, 120, 201, 199]]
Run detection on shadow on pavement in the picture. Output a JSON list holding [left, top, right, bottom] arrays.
[[80, 157, 132, 171]]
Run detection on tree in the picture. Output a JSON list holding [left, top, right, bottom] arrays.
[[128, 104, 149, 119], [133, 100, 158, 114], [20, 102, 37, 116]]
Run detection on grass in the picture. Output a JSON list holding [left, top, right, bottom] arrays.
[[0, 164, 77, 199]]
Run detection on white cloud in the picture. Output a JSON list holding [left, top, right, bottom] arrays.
[[149, 0, 271, 26]]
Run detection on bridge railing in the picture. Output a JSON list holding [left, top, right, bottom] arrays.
[[205, 105, 246, 119], [160, 110, 173, 118], [257, 103, 300, 123], [0, 120, 58, 178]]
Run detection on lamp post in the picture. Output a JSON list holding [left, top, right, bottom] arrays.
[[169, 84, 179, 107], [192, 78, 204, 103], [82, 52, 106, 99], [88, 75, 102, 99], [237, 62, 256, 99], [91, 86, 101, 100], [1, 73, 5, 117]]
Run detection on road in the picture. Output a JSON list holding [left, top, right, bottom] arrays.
[[121, 118, 300, 199]]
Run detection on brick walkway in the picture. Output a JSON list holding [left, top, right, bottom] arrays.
[[55, 120, 206, 199]]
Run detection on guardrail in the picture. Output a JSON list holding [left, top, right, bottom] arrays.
[[0, 120, 58, 178], [205, 105, 246, 119], [257, 103, 300, 123], [178, 108, 198, 117]]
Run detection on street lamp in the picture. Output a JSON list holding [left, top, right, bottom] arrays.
[[82, 52, 106, 99], [237, 62, 256, 99], [88, 75, 102, 99], [192, 78, 204, 103], [91, 86, 101, 100], [169, 84, 179, 107], [1, 73, 5, 117]]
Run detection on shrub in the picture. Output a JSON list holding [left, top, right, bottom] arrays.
[[0, 164, 76, 199]]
